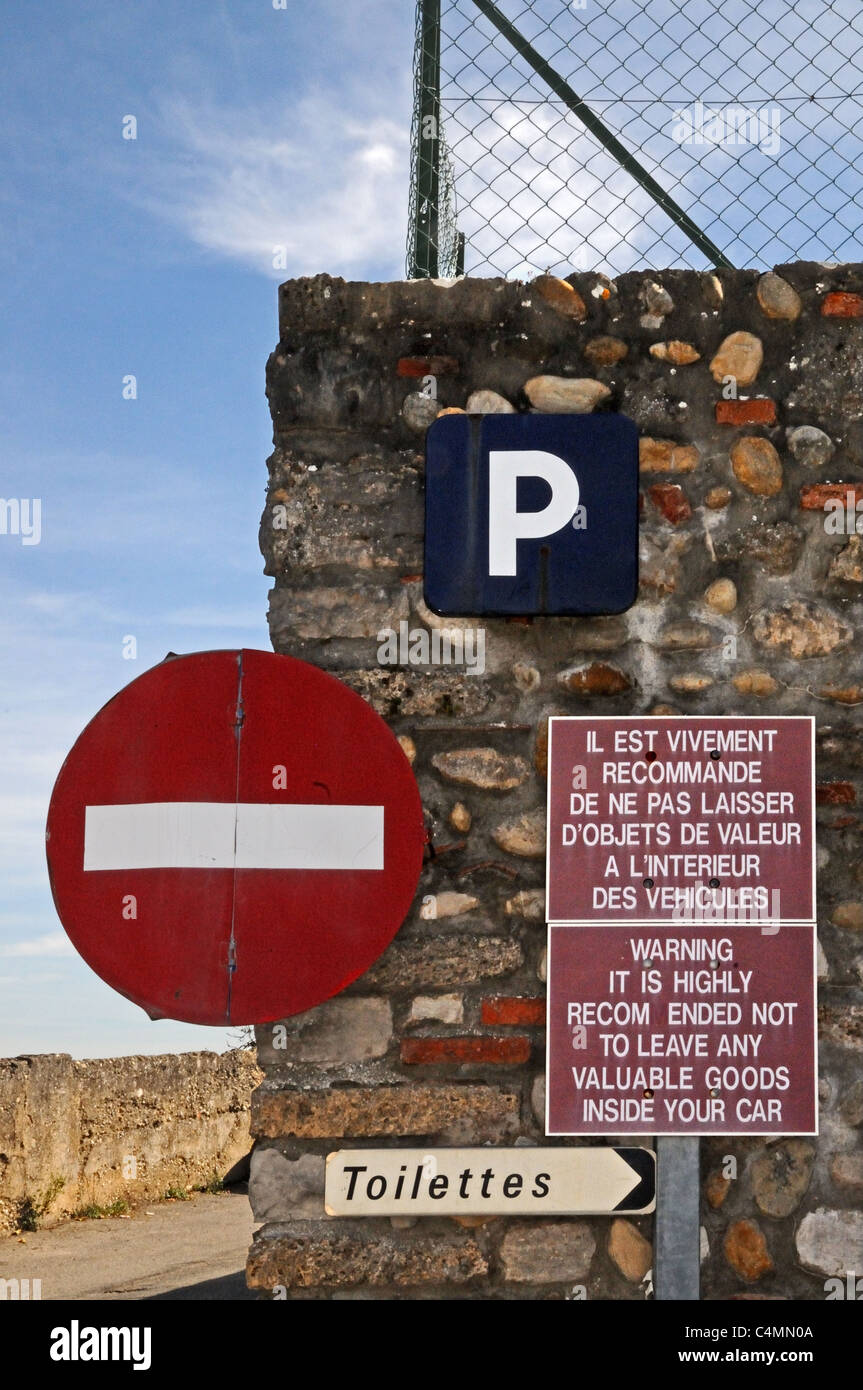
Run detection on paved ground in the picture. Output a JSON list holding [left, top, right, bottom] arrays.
[[0, 1189, 256, 1300]]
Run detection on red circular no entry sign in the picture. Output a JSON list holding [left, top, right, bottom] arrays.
[[46, 650, 425, 1025]]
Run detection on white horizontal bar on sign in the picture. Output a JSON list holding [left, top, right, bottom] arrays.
[[84, 802, 237, 870], [234, 803, 384, 871], [83, 802, 384, 871]]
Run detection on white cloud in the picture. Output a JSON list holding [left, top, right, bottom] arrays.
[[22, 590, 124, 623], [0, 973, 65, 986], [140, 94, 409, 278], [158, 605, 265, 629], [0, 932, 75, 959]]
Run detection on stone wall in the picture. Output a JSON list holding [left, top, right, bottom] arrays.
[[0, 1050, 260, 1233], [249, 267, 863, 1300]]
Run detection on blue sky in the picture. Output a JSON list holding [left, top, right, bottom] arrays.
[[442, 0, 863, 275], [2, 0, 861, 1059], [0, 0, 413, 1057]]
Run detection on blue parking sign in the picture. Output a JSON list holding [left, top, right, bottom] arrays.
[[424, 412, 639, 616]]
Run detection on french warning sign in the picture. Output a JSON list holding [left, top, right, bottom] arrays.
[[546, 716, 815, 924], [546, 924, 817, 1135]]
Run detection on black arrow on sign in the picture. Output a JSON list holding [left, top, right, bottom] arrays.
[[614, 1147, 656, 1212]]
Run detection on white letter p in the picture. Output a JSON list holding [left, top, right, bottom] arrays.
[[488, 451, 580, 576]]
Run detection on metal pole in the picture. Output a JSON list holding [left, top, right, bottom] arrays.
[[655, 1137, 701, 1300], [411, 0, 442, 277], [469, 0, 733, 269]]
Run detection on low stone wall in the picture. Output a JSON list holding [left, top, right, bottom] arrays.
[[249, 267, 863, 1299], [0, 1050, 260, 1233]]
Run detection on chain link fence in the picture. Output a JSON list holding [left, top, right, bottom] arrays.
[[408, 0, 863, 278]]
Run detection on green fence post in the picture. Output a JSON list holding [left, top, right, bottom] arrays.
[[411, 0, 442, 278]]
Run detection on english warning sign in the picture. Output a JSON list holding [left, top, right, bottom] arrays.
[[546, 924, 817, 1136], [546, 716, 815, 924]]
